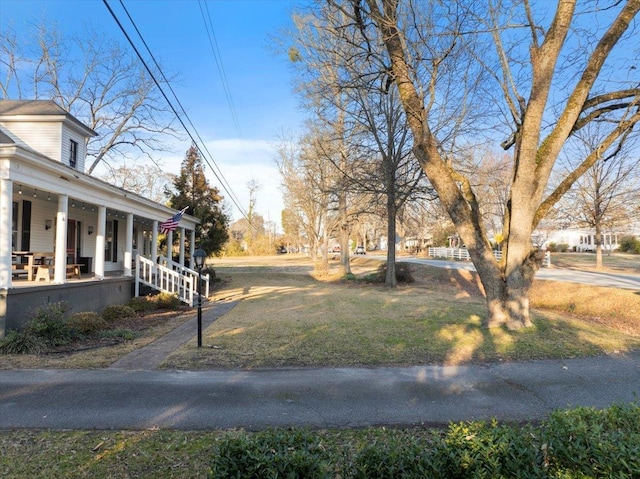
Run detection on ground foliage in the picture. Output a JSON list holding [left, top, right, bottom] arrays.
[[0, 293, 186, 356], [1, 404, 637, 478]]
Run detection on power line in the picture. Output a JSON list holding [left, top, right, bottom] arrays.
[[198, 0, 245, 142], [116, 0, 246, 216], [102, 0, 249, 221], [197, 0, 258, 215]]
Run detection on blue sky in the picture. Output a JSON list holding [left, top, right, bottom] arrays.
[[1, 0, 309, 229]]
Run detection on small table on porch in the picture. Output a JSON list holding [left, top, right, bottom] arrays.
[[28, 252, 55, 282], [12, 252, 81, 281]]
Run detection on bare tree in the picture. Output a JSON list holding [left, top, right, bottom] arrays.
[[277, 133, 339, 262], [558, 127, 640, 268], [289, 6, 437, 285], [0, 22, 181, 174], [320, 0, 640, 328], [288, 11, 364, 275], [99, 163, 174, 204], [246, 179, 263, 251]]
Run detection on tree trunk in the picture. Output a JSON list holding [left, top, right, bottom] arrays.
[[338, 191, 352, 276], [473, 248, 545, 329], [386, 184, 398, 287], [595, 222, 603, 270]]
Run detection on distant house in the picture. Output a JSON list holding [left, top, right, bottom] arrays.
[[537, 228, 624, 252], [0, 100, 201, 336]]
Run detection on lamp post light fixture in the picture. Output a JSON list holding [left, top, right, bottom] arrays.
[[193, 248, 206, 348]]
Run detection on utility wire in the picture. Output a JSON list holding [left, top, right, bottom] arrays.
[[198, 0, 258, 218], [198, 0, 245, 142], [117, 0, 246, 216], [102, 0, 249, 221]]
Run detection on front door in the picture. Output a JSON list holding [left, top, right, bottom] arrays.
[[67, 219, 77, 263]]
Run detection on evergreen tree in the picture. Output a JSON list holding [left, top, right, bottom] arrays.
[[167, 145, 229, 255]]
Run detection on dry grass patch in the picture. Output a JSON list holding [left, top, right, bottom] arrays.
[[550, 252, 640, 273], [530, 282, 640, 336], [161, 261, 640, 370]]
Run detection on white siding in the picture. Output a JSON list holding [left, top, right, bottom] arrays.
[[0, 121, 62, 161], [26, 197, 56, 252]]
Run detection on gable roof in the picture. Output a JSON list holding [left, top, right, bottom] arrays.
[[0, 129, 15, 144], [0, 100, 98, 137]]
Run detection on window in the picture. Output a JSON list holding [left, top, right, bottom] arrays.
[[69, 139, 78, 168]]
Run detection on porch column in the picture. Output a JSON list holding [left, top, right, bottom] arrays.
[[124, 213, 133, 277], [151, 220, 158, 263], [53, 195, 68, 284], [95, 206, 106, 279], [179, 227, 185, 267], [0, 179, 13, 289], [167, 230, 173, 263], [190, 229, 196, 269]]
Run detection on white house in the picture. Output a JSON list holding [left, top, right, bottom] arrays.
[[0, 100, 202, 336], [537, 228, 622, 252]]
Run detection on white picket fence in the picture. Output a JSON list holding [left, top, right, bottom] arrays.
[[427, 247, 551, 267], [135, 255, 210, 306]]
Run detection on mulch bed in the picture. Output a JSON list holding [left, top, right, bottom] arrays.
[[43, 310, 186, 355]]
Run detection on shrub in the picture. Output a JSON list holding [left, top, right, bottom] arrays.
[[127, 296, 158, 314], [0, 330, 46, 354], [543, 404, 640, 477], [210, 429, 331, 479], [200, 266, 217, 279], [619, 235, 640, 254], [101, 304, 136, 322], [152, 292, 181, 310], [351, 433, 445, 478], [374, 262, 415, 283], [440, 420, 544, 478], [26, 302, 74, 346], [66, 312, 107, 335], [205, 404, 640, 478]]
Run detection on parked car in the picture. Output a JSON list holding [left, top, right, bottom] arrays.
[[354, 245, 366, 255], [330, 245, 341, 253]]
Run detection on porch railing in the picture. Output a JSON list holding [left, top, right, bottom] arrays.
[[135, 255, 210, 306], [158, 256, 210, 299]]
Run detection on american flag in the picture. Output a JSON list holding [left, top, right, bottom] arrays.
[[160, 206, 188, 234]]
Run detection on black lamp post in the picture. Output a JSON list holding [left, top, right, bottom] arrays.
[[193, 248, 206, 348]]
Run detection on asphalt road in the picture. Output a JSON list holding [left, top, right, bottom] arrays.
[[386, 256, 640, 290], [1, 353, 639, 430]]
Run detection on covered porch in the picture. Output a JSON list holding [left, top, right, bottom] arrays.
[[1, 146, 200, 336]]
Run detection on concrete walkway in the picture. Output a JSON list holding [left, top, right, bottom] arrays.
[[109, 300, 239, 370]]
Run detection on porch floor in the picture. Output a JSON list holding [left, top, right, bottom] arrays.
[[8, 271, 125, 289]]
